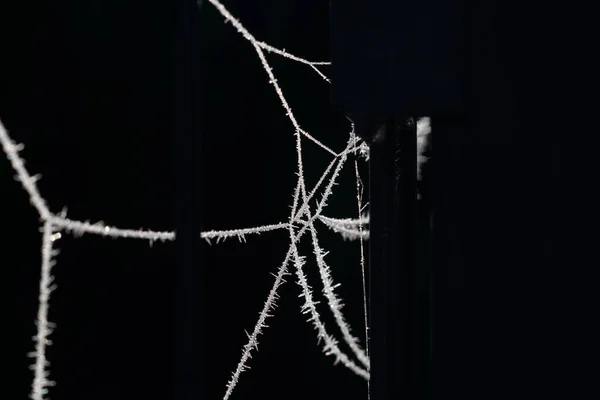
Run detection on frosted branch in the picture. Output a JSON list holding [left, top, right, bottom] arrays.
[[251, 40, 336, 158], [206, 0, 330, 69], [309, 64, 330, 83], [0, 120, 51, 220], [224, 137, 368, 398], [202, 222, 290, 244], [257, 41, 330, 66], [289, 240, 369, 379], [292, 137, 357, 225], [50, 216, 175, 242], [307, 226, 369, 368], [346, 141, 370, 161], [223, 249, 293, 400], [226, 220, 371, 399], [298, 144, 369, 369], [318, 219, 370, 241], [29, 222, 59, 400], [51, 215, 289, 245], [207, 0, 336, 156], [318, 214, 370, 240], [299, 129, 337, 157], [318, 215, 370, 228], [290, 140, 370, 376], [292, 156, 338, 221], [289, 180, 302, 220]]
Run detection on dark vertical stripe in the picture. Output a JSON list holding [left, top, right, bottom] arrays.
[[174, 0, 204, 399], [368, 118, 425, 399]]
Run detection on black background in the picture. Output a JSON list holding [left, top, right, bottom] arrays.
[[1, 1, 594, 400]]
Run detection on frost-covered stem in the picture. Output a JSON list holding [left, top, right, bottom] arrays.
[[51, 215, 288, 245], [50, 216, 175, 242], [224, 207, 365, 398], [201, 222, 290, 244], [257, 41, 330, 66], [319, 215, 370, 228], [307, 224, 369, 368], [293, 156, 338, 221], [291, 137, 356, 224], [308, 64, 330, 83], [225, 145, 369, 398], [0, 119, 50, 220], [223, 250, 292, 400], [250, 43, 334, 225], [29, 222, 59, 400], [287, 156, 370, 377], [318, 216, 370, 241], [292, 143, 370, 373], [288, 237, 369, 379], [300, 143, 370, 369], [290, 180, 302, 220], [206, 0, 330, 67], [251, 10, 337, 382], [211, 0, 336, 156]]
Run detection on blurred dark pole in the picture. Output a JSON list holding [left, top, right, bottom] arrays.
[[331, 1, 466, 399], [367, 117, 420, 399], [174, 0, 204, 399]]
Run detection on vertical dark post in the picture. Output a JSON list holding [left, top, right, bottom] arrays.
[[331, 1, 465, 399], [367, 117, 419, 399], [366, 119, 396, 400], [174, 0, 204, 399], [394, 119, 420, 398]]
